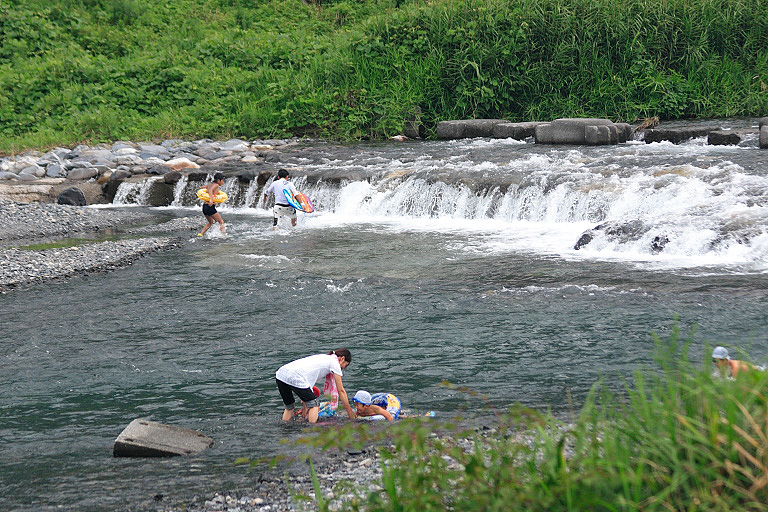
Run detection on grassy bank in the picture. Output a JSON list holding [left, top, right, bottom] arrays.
[[2, 0, 767, 152], [305, 325, 768, 511]]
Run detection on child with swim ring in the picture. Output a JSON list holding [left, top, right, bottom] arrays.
[[200, 173, 226, 236], [352, 390, 402, 421]]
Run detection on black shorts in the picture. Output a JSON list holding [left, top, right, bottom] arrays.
[[276, 379, 319, 409], [202, 203, 217, 216]]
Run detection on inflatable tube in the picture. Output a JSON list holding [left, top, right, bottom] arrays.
[[296, 192, 315, 213], [284, 189, 314, 213], [197, 188, 229, 204]]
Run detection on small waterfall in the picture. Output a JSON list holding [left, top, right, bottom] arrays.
[[218, 178, 240, 207], [242, 178, 264, 208], [170, 174, 189, 206], [113, 177, 160, 205]]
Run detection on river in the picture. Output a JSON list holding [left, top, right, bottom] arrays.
[[2, 120, 768, 510]]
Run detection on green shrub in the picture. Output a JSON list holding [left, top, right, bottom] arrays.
[[303, 324, 768, 511]]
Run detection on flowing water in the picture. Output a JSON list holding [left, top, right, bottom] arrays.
[[3, 120, 768, 510]]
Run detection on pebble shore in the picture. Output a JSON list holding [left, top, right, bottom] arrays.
[[0, 198, 189, 292], [161, 447, 386, 512]]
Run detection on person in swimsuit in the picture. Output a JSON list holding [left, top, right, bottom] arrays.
[[200, 173, 226, 236], [263, 169, 298, 229], [352, 390, 402, 421], [712, 346, 756, 378]]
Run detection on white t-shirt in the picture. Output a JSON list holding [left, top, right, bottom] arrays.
[[275, 354, 342, 389], [264, 178, 298, 205]]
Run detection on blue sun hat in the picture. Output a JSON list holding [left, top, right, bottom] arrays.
[[353, 390, 372, 405], [712, 346, 730, 360]]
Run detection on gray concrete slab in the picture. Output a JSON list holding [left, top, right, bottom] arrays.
[[113, 418, 214, 457]]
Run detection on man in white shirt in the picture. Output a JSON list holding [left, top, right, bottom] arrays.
[[263, 169, 298, 228]]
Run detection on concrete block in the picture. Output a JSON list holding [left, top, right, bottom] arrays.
[[492, 122, 546, 140], [535, 118, 613, 145], [436, 119, 508, 139], [761, 125, 768, 149], [643, 126, 718, 144], [585, 125, 611, 145], [614, 123, 632, 143], [114, 418, 214, 457], [708, 129, 754, 146]]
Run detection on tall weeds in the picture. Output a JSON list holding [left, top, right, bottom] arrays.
[[1, 0, 767, 150], [306, 325, 768, 511]]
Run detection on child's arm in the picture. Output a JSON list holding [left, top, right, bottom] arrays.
[[370, 404, 394, 421]]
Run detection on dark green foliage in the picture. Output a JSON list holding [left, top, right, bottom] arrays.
[[1, 0, 767, 151]]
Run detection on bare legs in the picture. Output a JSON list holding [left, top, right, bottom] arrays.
[[200, 213, 226, 236]]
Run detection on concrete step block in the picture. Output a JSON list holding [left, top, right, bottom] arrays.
[[708, 128, 758, 146], [492, 122, 547, 140], [113, 418, 214, 457], [643, 126, 718, 144], [436, 119, 508, 139]]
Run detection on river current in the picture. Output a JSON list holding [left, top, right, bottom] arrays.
[[3, 121, 768, 510]]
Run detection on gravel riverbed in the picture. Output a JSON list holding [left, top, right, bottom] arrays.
[[0, 198, 187, 292]]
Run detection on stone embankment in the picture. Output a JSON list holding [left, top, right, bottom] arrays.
[[0, 138, 295, 204]]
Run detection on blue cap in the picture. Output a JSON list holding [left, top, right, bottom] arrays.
[[712, 346, 730, 360], [353, 390, 372, 405]]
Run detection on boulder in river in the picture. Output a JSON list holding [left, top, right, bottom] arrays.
[[113, 418, 214, 457]]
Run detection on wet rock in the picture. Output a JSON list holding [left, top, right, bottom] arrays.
[[57, 187, 87, 206], [187, 171, 210, 182], [163, 171, 183, 184], [643, 125, 719, 144], [761, 125, 768, 149], [404, 106, 424, 139], [708, 129, 758, 146]]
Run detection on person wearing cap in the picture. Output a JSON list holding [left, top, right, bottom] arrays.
[[263, 169, 298, 229], [352, 390, 401, 421], [712, 346, 754, 378], [275, 349, 356, 423]]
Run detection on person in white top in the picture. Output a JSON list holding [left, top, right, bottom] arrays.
[[275, 348, 356, 423], [263, 169, 299, 229]]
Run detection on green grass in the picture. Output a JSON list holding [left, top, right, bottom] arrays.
[[2, 0, 767, 152], [301, 323, 768, 511]]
